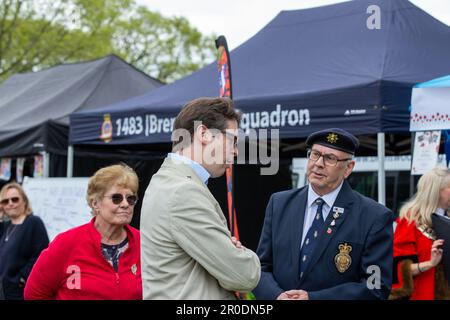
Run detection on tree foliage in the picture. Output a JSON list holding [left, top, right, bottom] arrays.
[[0, 0, 216, 83]]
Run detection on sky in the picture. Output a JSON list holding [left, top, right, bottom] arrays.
[[135, 0, 450, 50]]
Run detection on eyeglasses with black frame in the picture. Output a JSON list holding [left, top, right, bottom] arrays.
[[307, 149, 352, 167], [0, 197, 20, 205], [104, 194, 138, 206]]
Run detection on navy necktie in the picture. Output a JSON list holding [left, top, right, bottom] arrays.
[[299, 198, 325, 278]]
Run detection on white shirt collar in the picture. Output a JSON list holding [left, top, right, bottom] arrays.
[[307, 181, 344, 209], [168, 153, 210, 185]]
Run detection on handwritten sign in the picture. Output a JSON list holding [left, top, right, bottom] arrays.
[[22, 177, 91, 241]]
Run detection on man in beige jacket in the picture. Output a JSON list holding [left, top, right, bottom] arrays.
[[140, 97, 260, 299]]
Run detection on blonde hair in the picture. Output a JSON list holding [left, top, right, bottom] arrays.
[[0, 182, 33, 216], [399, 166, 450, 228], [86, 164, 139, 210]]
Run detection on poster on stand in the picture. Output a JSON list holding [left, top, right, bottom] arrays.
[[411, 131, 441, 175], [0, 158, 12, 181], [34, 155, 44, 178]]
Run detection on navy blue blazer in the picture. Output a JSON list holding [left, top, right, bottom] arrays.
[[253, 181, 394, 300]]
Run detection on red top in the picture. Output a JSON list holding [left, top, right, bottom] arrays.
[[24, 218, 142, 300], [393, 217, 434, 300]]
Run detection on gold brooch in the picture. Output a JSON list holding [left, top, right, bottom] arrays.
[[334, 243, 352, 273], [327, 133, 339, 144]]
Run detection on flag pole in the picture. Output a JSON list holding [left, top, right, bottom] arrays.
[[215, 36, 239, 240]]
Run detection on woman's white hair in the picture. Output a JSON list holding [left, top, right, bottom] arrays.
[[399, 166, 450, 228]]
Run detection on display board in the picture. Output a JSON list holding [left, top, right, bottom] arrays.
[[22, 177, 91, 241], [411, 131, 441, 175]]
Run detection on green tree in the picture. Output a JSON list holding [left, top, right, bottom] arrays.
[[0, 0, 216, 83]]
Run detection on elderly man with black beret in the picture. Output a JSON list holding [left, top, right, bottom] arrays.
[[253, 128, 394, 300]]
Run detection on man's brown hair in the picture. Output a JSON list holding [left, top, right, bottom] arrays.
[[172, 97, 240, 149]]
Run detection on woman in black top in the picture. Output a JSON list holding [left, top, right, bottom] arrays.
[[0, 182, 49, 300]]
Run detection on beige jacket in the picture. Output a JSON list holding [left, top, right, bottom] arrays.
[[140, 158, 261, 300]]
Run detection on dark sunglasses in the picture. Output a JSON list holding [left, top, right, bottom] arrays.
[[0, 197, 20, 205], [104, 194, 138, 206]]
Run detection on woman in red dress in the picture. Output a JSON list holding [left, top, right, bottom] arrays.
[[390, 166, 450, 300]]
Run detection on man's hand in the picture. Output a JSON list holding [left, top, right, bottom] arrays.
[[276, 290, 309, 300], [231, 236, 245, 250]]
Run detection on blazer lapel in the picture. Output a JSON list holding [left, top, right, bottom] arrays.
[[290, 187, 308, 278], [298, 181, 355, 285]]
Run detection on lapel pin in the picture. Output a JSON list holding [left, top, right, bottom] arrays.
[[332, 206, 344, 213], [330, 220, 336, 226], [131, 264, 137, 275]]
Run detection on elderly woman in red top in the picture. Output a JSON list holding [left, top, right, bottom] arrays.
[[24, 164, 142, 300], [390, 166, 450, 300]]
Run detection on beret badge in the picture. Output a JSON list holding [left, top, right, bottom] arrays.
[[326, 133, 339, 144]]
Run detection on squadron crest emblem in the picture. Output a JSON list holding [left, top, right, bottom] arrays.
[[100, 113, 113, 143]]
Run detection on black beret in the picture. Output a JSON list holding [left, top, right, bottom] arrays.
[[306, 128, 359, 155]]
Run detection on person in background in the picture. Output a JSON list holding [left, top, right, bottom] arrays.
[[24, 164, 142, 300], [0, 182, 49, 300], [140, 97, 260, 299], [390, 166, 450, 300], [253, 128, 394, 300]]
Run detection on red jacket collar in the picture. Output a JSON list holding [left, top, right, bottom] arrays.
[[88, 217, 136, 247]]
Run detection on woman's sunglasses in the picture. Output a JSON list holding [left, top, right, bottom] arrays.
[[104, 194, 138, 206], [0, 197, 20, 205]]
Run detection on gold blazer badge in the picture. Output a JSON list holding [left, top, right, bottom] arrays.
[[334, 243, 352, 273]]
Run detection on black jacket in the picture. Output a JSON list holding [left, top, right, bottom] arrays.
[[0, 214, 49, 299]]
